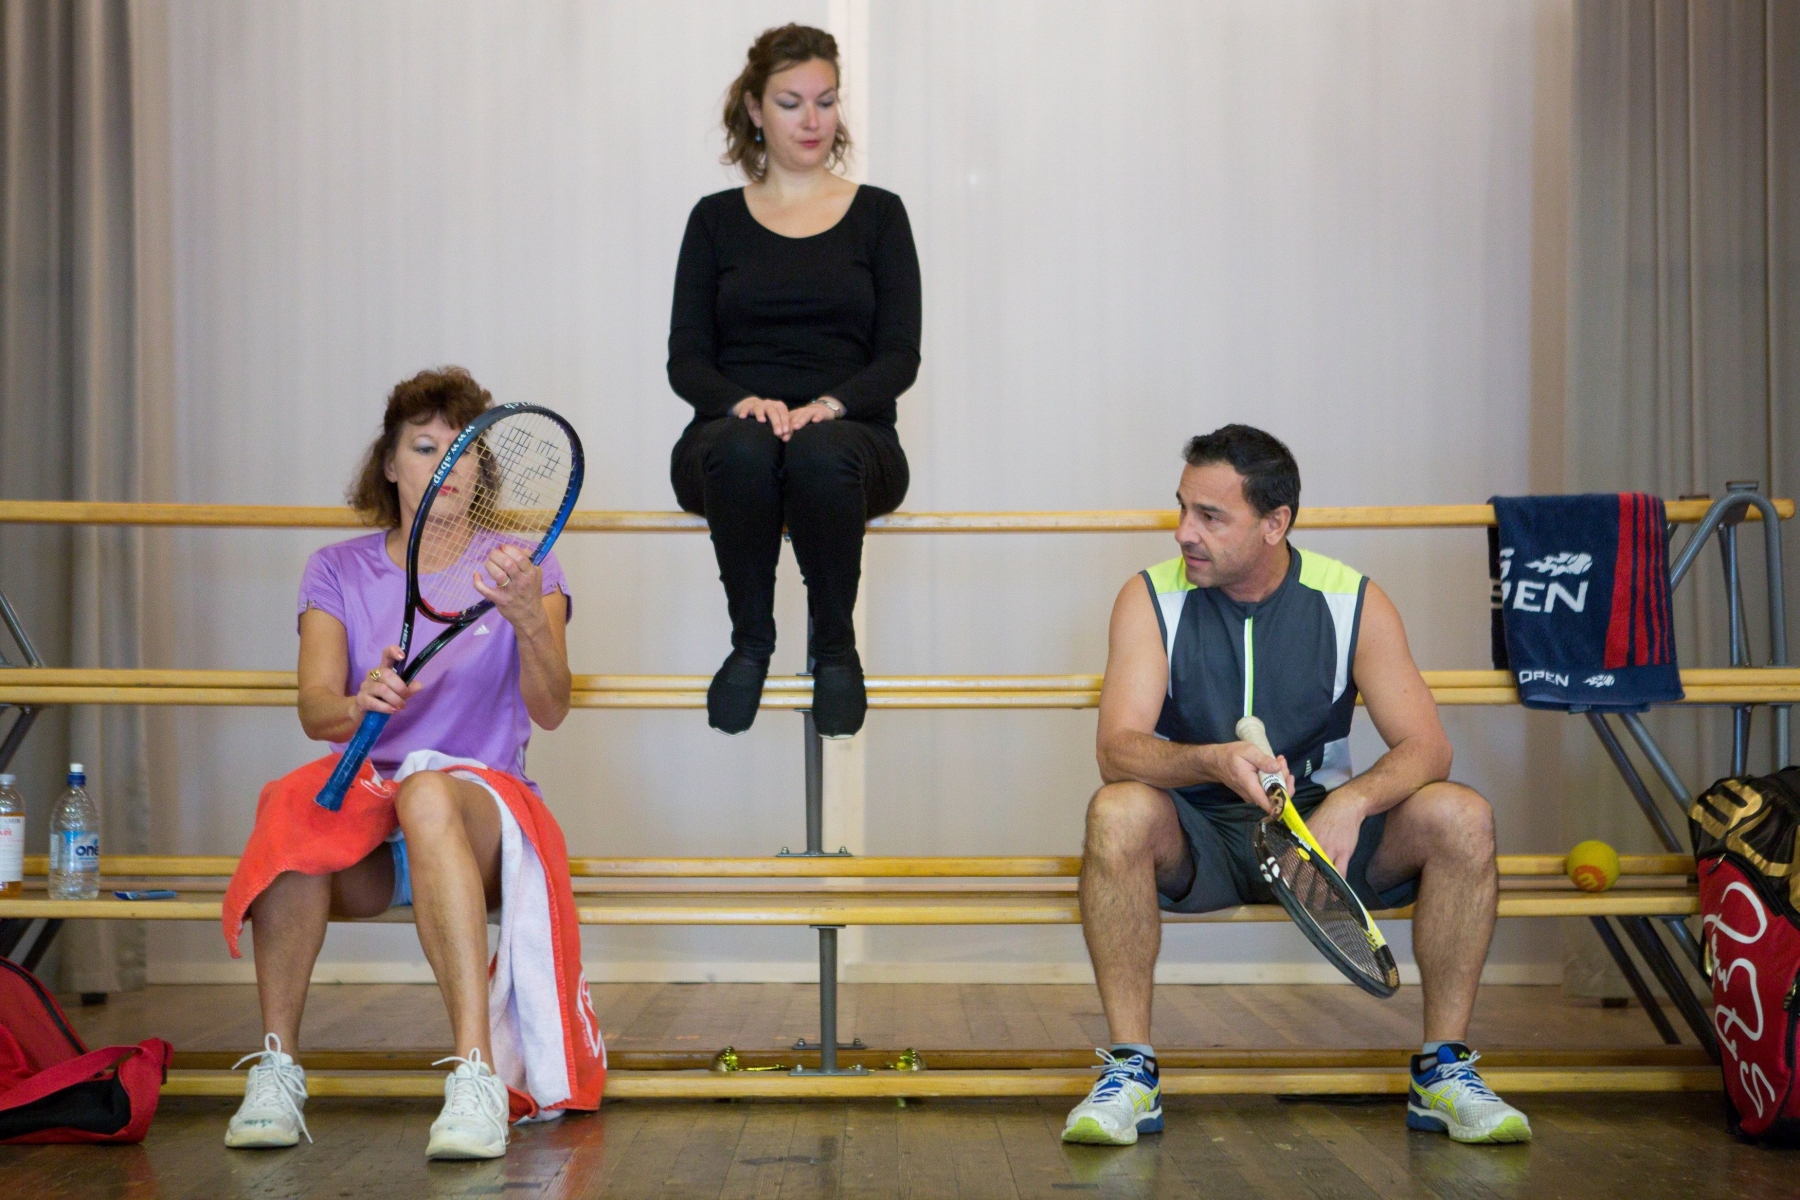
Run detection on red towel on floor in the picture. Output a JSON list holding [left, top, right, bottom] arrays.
[[222, 753, 605, 1118]]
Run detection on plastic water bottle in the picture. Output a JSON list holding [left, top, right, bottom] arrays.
[[48, 763, 100, 901], [0, 773, 23, 899]]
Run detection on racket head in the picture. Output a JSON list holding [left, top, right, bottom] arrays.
[[404, 403, 585, 626], [1253, 816, 1401, 998]]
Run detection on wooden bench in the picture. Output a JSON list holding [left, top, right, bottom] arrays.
[[1, 495, 1789, 1098], [2, 852, 1715, 1098]]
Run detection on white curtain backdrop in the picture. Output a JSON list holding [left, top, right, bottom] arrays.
[[142, 0, 1576, 985]]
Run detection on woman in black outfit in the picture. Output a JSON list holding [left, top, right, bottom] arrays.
[[669, 24, 919, 738]]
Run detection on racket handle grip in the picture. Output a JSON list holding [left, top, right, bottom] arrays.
[[314, 709, 391, 811], [1233, 716, 1287, 797]]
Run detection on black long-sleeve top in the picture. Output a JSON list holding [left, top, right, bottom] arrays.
[[667, 186, 921, 427]]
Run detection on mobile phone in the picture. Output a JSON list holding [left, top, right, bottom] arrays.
[[113, 889, 178, 901]]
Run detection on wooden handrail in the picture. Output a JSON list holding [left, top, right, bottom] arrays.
[[19, 852, 1696, 879], [0, 498, 1789, 531], [4, 667, 1795, 709]]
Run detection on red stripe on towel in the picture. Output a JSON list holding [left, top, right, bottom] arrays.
[[1605, 494, 1636, 670]]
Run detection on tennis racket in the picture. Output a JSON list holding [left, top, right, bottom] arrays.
[[314, 402, 585, 811], [1235, 716, 1401, 997]]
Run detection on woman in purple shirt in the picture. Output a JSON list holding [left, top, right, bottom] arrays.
[[226, 368, 571, 1160]]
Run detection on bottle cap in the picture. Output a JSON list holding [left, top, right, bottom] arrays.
[[67, 763, 86, 784], [0, 774, 14, 786]]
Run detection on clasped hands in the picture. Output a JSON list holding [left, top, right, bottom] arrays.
[[1211, 740, 1367, 870], [732, 395, 839, 441]]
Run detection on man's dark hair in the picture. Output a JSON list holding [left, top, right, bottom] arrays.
[[1183, 425, 1301, 530]]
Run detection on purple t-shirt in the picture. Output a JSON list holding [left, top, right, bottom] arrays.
[[298, 532, 570, 788]]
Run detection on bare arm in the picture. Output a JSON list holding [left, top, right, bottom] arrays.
[[472, 544, 572, 731], [1335, 581, 1453, 815], [512, 592, 572, 731], [1095, 577, 1291, 813], [1302, 581, 1451, 868], [297, 608, 419, 743]]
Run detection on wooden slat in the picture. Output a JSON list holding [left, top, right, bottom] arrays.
[[5, 667, 1795, 709], [19, 852, 1693, 879], [10, 666, 1797, 690], [156, 1064, 1719, 1099], [168, 1045, 1713, 1072], [0, 497, 1787, 531], [0, 886, 1698, 923]]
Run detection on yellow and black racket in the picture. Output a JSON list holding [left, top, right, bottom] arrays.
[[1236, 716, 1401, 998]]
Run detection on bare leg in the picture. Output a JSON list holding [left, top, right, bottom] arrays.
[[1365, 782, 1498, 1042], [1079, 782, 1193, 1046], [395, 771, 503, 1062], [250, 852, 393, 1048]]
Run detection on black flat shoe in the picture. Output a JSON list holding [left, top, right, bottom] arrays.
[[708, 650, 770, 734], [810, 654, 866, 738]]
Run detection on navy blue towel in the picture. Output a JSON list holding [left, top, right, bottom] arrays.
[[1488, 493, 1683, 711]]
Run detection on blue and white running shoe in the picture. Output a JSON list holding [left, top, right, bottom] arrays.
[[1407, 1044, 1532, 1143], [1062, 1049, 1163, 1145]]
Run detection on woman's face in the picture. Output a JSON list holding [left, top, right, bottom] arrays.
[[747, 57, 840, 175], [384, 413, 472, 527]]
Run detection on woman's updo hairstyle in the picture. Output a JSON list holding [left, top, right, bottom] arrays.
[[722, 23, 852, 183], [349, 366, 493, 528]]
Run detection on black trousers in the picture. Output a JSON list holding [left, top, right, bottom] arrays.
[[671, 415, 909, 662]]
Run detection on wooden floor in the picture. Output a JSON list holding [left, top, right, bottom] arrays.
[[4, 984, 1785, 1198]]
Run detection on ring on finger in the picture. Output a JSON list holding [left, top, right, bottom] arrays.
[[367, 668, 382, 682]]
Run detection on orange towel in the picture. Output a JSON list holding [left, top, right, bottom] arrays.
[[223, 753, 605, 1117]]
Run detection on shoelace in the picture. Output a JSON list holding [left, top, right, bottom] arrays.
[[1426, 1050, 1501, 1101], [232, 1032, 312, 1144], [433, 1049, 507, 1125], [1087, 1049, 1153, 1102]]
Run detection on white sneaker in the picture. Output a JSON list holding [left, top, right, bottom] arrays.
[[224, 1033, 310, 1149], [425, 1049, 510, 1160], [1407, 1045, 1532, 1144], [1062, 1050, 1163, 1146]]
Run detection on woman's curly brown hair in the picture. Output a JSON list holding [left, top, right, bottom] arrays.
[[722, 24, 851, 183], [348, 367, 493, 528]]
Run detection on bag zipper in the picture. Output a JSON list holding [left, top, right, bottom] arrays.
[[0, 958, 87, 1059]]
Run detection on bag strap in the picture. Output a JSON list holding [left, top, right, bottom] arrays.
[[0, 1045, 144, 1113]]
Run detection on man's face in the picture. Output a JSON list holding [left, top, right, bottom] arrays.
[[1174, 461, 1288, 589]]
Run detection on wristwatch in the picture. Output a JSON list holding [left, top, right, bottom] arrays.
[[815, 397, 846, 418]]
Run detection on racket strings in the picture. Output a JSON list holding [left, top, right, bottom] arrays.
[[1267, 828, 1387, 982], [416, 411, 575, 620]]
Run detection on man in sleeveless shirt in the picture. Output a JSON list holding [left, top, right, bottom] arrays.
[[1062, 425, 1531, 1148]]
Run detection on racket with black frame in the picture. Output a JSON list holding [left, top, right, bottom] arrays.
[[314, 402, 585, 811], [1236, 716, 1401, 997]]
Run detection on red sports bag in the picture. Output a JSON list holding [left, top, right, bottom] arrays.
[[1690, 765, 1800, 1143], [0, 958, 172, 1144]]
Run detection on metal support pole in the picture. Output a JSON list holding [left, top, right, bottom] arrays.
[[1588, 917, 1680, 1045], [1619, 916, 1718, 1061], [1585, 713, 1683, 851], [19, 918, 61, 974], [1619, 713, 1695, 820], [0, 590, 44, 774], [804, 711, 823, 854], [783, 621, 864, 1075], [0, 916, 31, 960], [1659, 915, 1706, 976], [1668, 489, 1789, 765], [1720, 521, 1753, 774]]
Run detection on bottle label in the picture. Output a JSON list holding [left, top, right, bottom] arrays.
[[60, 830, 100, 873], [0, 816, 22, 883]]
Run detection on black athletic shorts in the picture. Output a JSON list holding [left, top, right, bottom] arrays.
[[1157, 782, 1421, 914]]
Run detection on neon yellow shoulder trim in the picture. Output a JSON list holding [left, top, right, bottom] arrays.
[[1144, 557, 1194, 594], [1296, 548, 1364, 595]]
